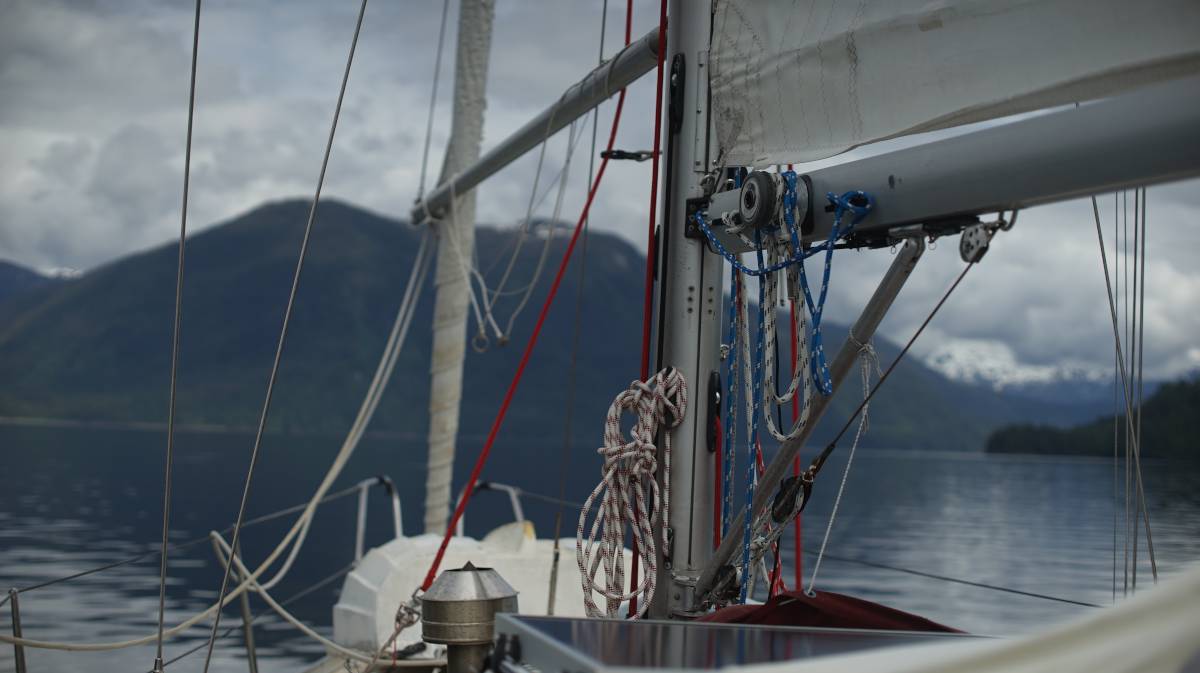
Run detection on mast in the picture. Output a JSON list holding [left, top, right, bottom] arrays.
[[650, 0, 722, 618], [424, 0, 496, 535]]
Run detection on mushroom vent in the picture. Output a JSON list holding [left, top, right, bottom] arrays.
[[421, 562, 519, 645]]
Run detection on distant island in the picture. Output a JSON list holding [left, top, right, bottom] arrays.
[[986, 376, 1199, 460]]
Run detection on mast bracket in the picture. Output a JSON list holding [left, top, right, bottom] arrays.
[[690, 171, 813, 250], [683, 196, 709, 239]]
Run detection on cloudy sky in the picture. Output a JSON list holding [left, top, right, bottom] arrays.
[[2, 0, 1197, 384]]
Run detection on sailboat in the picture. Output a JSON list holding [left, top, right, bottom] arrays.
[[3, 0, 1200, 672]]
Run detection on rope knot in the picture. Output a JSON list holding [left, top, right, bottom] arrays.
[[577, 368, 687, 619], [826, 190, 874, 227]]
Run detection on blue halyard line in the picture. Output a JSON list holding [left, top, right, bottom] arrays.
[[722, 266, 738, 539], [704, 172, 874, 602]]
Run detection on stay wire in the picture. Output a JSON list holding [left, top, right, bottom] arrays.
[[809, 249, 979, 479], [549, 0, 608, 613], [154, 562, 356, 671], [500, 120, 584, 338], [806, 550, 1103, 609], [416, 0, 450, 200], [153, 1, 201, 669], [1090, 195, 1158, 593], [1112, 193, 1119, 603], [200, 1, 369, 669], [1130, 191, 1140, 590], [5, 484, 366, 599], [487, 108, 562, 316], [1136, 189, 1156, 583]]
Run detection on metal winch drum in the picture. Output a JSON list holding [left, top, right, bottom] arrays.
[[422, 562, 518, 673]]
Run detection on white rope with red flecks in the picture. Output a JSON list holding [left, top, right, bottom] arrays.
[[576, 367, 687, 618]]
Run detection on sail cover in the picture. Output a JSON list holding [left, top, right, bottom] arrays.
[[710, 0, 1200, 166]]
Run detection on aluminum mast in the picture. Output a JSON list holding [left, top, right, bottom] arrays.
[[649, 0, 723, 619]]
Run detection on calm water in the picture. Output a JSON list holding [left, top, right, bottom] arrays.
[[1, 424, 1198, 672]]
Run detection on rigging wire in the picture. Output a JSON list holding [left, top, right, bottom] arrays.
[[419, 18, 633, 591], [486, 108, 564, 313], [805, 339, 879, 596], [5, 482, 369, 599], [152, 1, 201, 670], [1090, 195, 1158, 595], [499, 120, 584, 338], [549, 0, 608, 615], [1136, 189, 1156, 583], [1130, 190, 1140, 591], [200, 2, 370, 669], [458, 82, 591, 344], [440, 180, 507, 342], [807, 550, 1104, 609], [211, 533, 436, 669], [151, 562, 356, 672], [1112, 193, 1120, 603], [481, 123, 589, 290], [806, 236, 984, 483], [416, 0, 451, 200]]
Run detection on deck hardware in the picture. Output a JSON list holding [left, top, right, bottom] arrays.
[[423, 562, 518, 673]]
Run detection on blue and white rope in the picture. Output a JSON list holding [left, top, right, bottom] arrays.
[[707, 173, 874, 601], [721, 266, 739, 539], [738, 229, 771, 603], [799, 189, 872, 393]]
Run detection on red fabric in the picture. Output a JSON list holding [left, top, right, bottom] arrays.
[[700, 590, 961, 633]]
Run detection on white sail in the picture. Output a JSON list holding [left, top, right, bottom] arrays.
[[710, 0, 1200, 166]]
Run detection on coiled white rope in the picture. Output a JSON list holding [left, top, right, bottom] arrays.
[[576, 368, 687, 618]]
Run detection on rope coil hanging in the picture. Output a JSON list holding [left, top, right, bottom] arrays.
[[576, 367, 687, 618]]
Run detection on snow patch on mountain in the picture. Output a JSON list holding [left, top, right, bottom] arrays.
[[924, 338, 1109, 391]]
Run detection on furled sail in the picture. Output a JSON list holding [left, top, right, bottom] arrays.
[[710, 0, 1200, 166]]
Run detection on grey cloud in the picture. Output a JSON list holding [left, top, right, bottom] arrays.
[[86, 123, 178, 231], [30, 138, 93, 185], [0, 0, 1197, 383], [818, 193, 1200, 381], [0, 0, 239, 131]]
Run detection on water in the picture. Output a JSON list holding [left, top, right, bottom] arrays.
[[1, 424, 1198, 672]]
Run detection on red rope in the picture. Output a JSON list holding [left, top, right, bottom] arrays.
[[629, 0, 667, 618], [640, 0, 668, 381], [789, 298, 803, 589], [419, 82, 631, 597]]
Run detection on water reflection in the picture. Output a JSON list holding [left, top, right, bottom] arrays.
[[0, 426, 1197, 671]]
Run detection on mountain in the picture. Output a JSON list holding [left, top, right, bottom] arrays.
[[0, 259, 60, 306], [920, 338, 1155, 407], [0, 199, 1110, 452], [986, 376, 1200, 460]]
